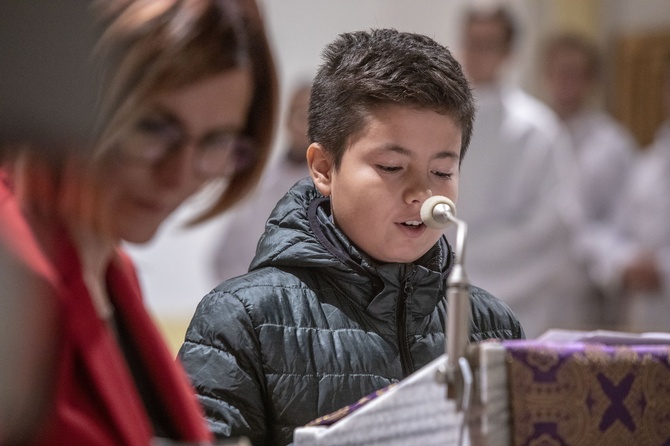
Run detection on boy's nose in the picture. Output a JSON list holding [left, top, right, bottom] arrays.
[[404, 176, 432, 204]]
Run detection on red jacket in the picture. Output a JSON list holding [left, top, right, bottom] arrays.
[[0, 172, 212, 445]]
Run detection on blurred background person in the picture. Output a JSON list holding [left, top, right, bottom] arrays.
[[0, 0, 277, 444], [454, 2, 594, 338], [212, 80, 311, 282], [613, 55, 670, 332], [540, 32, 640, 328], [541, 32, 638, 224]]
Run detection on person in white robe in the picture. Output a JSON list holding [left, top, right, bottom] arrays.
[[541, 32, 640, 328], [454, 5, 593, 338], [617, 121, 670, 332], [580, 56, 670, 333]]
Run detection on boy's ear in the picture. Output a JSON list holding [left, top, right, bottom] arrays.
[[307, 142, 333, 196]]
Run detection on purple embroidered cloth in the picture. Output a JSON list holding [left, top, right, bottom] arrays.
[[502, 340, 670, 446]]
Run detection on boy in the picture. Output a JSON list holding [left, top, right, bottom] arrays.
[[178, 28, 524, 446]]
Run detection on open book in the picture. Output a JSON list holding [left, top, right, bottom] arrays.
[[537, 328, 670, 345]]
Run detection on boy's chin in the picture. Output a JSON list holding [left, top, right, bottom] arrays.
[[363, 238, 438, 264], [372, 250, 428, 265]]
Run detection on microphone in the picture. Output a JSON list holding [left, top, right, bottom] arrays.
[[421, 195, 471, 411], [420, 195, 457, 229]]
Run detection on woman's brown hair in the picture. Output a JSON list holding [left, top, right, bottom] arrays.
[[94, 0, 278, 222]]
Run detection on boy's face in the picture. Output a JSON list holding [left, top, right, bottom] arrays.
[[309, 104, 462, 263]]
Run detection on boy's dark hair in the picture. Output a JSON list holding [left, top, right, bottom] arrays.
[[308, 28, 475, 168]]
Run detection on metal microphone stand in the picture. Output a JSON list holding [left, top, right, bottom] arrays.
[[420, 196, 473, 445]]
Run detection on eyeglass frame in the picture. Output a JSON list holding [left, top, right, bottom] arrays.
[[116, 112, 255, 178]]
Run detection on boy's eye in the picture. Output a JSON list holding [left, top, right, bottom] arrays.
[[377, 164, 402, 173], [431, 170, 453, 179]]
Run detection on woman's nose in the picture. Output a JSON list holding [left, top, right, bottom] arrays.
[[153, 141, 197, 189]]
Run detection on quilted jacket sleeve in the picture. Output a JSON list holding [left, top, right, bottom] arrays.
[[468, 285, 526, 341], [177, 288, 268, 445]]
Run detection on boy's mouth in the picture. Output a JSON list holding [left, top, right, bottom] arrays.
[[397, 219, 427, 238]]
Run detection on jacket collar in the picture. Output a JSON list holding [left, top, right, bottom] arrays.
[[308, 184, 453, 318], [251, 178, 453, 318]]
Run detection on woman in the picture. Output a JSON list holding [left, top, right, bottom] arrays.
[[0, 0, 277, 444]]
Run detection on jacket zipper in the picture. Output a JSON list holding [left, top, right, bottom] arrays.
[[397, 268, 416, 378]]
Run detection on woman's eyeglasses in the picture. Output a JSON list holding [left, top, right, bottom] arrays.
[[118, 116, 254, 177]]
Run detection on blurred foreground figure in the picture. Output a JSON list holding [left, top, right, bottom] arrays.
[[0, 0, 277, 444]]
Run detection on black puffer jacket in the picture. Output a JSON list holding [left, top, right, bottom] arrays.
[[178, 178, 524, 446]]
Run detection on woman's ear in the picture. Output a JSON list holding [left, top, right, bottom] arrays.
[[307, 142, 333, 196]]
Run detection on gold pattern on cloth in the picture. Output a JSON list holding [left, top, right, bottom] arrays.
[[504, 341, 670, 446]]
